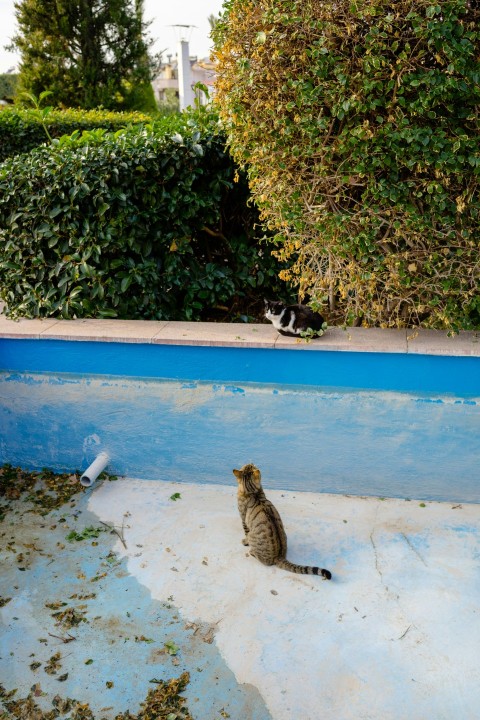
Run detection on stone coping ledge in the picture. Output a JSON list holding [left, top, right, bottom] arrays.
[[0, 316, 479, 357]]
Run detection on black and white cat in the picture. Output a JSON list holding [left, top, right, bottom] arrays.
[[264, 299, 326, 338]]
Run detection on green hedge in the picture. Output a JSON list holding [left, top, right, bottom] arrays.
[[0, 110, 290, 320], [0, 107, 152, 162], [213, 0, 480, 329]]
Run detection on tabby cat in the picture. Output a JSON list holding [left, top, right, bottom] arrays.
[[233, 463, 332, 579], [264, 299, 326, 338]]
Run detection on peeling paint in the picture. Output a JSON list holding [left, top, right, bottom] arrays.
[[1, 370, 479, 502], [2, 338, 480, 396]]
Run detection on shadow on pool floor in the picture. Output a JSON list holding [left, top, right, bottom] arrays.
[[0, 469, 269, 720], [3, 469, 480, 720]]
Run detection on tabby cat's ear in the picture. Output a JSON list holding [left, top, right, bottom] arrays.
[[233, 469, 242, 480]]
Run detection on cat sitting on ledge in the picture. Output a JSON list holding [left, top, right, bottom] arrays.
[[264, 299, 327, 338]]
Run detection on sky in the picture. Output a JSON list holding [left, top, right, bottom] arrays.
[[0, 0, 225, 73]]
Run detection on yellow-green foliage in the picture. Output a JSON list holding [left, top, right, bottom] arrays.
[[213, 0, 480, 329]]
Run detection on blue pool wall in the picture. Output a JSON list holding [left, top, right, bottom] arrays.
[[1, 337, 479, 503]]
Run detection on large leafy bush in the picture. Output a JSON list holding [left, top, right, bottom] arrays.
[[10, 0, 156, 112], [0, 109, 289, 320], [213, 0, 480, 328], [0, 107, 151, 162]]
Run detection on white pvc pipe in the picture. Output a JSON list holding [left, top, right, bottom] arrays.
[[80, 452, 110, 487]]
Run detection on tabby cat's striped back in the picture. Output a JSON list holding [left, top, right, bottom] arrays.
[[233, 463, 331, 580]]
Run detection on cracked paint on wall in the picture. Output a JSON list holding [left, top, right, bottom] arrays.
[[1, 371, 479, 502]]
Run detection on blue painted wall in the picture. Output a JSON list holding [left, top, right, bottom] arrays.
[[1, 338, 480, 395], [0, 337, 479, 502]]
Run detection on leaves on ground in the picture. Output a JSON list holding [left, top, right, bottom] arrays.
[[66, 526, 107, 542], [163, 640, 180, 656], [47, 605, 88, 629], [0, 466, 195, 720], [0, 671, 193, 719], [0, 465, 84, 519], [44, 652, 62, 675]]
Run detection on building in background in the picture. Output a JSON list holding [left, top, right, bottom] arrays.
[[152, 50, 216, 110], [0, 67, 18, 105]]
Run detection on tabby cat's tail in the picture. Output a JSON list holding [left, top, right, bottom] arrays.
[[275, 559, 331, 580]]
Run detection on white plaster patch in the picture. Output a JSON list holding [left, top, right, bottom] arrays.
[[89, 479, 480, 720]]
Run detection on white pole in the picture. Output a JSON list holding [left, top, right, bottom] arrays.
[[178, 39, 194, 111]]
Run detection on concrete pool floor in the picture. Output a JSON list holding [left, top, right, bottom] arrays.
[[1, 475, 480, 720]]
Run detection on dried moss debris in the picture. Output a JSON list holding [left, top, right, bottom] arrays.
[[0, 465, 85, 519], [0, 672, 193, 720]]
